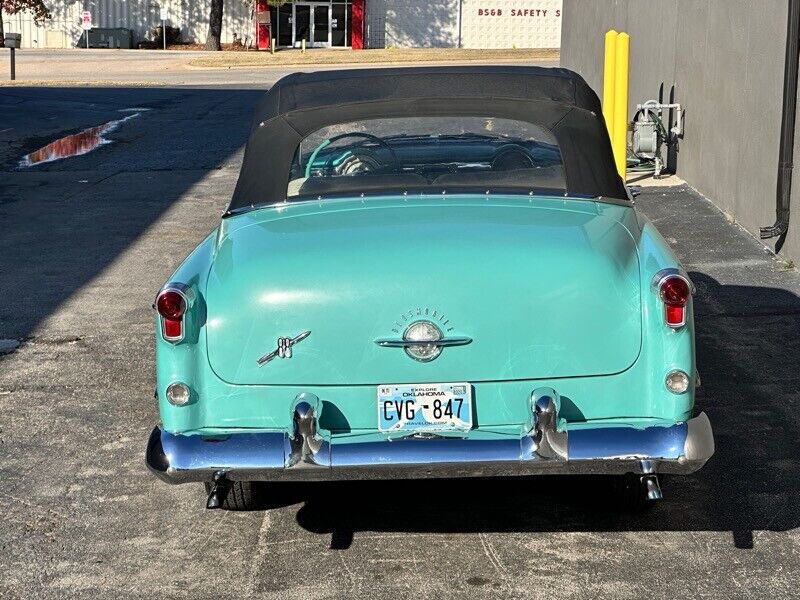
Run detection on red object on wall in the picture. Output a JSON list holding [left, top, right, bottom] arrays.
[[255, 0, 270, 50], [352, 0, 365, 49]]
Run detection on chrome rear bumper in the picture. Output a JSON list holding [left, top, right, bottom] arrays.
[[146, 391, 714, 483]]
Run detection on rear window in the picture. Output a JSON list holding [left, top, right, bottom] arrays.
[[287, 116, 565, 199]]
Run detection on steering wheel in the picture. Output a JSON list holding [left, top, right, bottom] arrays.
[[492, 145, 535, 171], [305, 132, 401, 178]]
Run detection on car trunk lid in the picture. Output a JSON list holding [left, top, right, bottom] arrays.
[[205, 197, 641, 386]]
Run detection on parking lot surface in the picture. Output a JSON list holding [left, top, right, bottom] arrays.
[[1, 82, 799, 599]]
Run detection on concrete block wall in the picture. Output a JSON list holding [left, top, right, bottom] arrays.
[[561, 0, 800, 262]]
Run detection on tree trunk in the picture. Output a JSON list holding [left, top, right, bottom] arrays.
[[0, 12, 5, 48], [205, 0, 224, 51]]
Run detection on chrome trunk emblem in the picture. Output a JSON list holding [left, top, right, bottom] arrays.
[[375, 320, 471, 362], [257, 331, 311, 366]]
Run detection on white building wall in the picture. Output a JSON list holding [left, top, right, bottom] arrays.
[[366, 0, 561, 49], [3, 0, 561, 50], [366, 0, 460, 49], [461, 0, 561, 48], [2, 1, 255, 49]]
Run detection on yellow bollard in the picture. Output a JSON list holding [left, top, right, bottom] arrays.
[[603, 30, 618, 145], [612, 32, 630, 180]]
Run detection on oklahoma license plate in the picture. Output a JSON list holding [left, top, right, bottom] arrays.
[[377, 383, 473, 433]]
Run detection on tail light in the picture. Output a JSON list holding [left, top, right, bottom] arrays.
[[657, 273, 691, 327], [156, 287, 188, 342]]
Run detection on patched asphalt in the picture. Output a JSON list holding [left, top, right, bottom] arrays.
[[1, 82, 799, 599]]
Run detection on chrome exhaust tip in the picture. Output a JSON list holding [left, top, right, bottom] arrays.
[[642, 474, 663, 501]]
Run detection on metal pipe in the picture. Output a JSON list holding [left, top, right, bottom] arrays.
[[457, 0, 463, 48], [612, 32, 630, 180], [761, 0, 800, 240], [603, 30, 618, 144], [642, 475, 663, 500]]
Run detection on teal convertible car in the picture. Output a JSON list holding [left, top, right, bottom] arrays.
[[146, 67, 714, 510]]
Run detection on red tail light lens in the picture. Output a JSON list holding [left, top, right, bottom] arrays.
[[157, 290, 186, 320], [156, 289, 187, 342], [659, 275, 691, 327]]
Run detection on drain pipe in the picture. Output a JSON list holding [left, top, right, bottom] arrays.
[[761, 0, 800, 240]]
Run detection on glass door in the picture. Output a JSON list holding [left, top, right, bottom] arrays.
[[331, 3, 347, 47], [293, 3, 331, 48], [294, 4, 311, 47], [313, 5, 331, 46], [277, 4, 292, 47]]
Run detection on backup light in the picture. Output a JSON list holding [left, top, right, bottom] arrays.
[[665, 370, 690, 394], [166, 382, 191, 406]]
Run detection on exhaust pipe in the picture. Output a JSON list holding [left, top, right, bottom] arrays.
[[642, 474, 663, 501], [205, 471, 230, 509]]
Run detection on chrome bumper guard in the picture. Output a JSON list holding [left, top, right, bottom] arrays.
[[146, 390, 714, 483]]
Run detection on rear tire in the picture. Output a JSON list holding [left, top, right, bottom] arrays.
[[204, 481, 267, 511], [613, 473, 662, 512]]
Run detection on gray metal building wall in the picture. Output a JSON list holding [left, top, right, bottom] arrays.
[[561, 0, 799, 261]]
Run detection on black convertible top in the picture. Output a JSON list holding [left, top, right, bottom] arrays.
[[228, 66, 627, 213]]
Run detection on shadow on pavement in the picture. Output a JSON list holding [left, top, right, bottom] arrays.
[[0, 86, 263, 342], [251, 273, 800, 551]]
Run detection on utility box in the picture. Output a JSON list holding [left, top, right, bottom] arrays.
[[4, 33, 22, 49], [77, 28, 134, 49]]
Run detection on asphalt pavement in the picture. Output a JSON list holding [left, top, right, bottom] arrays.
[[1, 73, 799, 599]]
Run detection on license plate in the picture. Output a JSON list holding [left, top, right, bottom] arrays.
[[377, 383, 473, 433]]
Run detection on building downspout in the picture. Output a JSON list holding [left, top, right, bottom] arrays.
[[457, 0, 463, 48], [760, 0, 800, 241]]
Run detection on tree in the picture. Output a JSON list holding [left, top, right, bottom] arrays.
[[205, 0, 224, 51], [0, 1, 51, 47]]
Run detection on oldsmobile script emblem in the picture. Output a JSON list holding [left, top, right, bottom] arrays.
[[257, 331, 311, 366]]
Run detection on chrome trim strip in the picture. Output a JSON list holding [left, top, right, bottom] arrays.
[[222, 192, 633, 218], [374, 337, 473, 348], [146, 412, 714, 484]]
